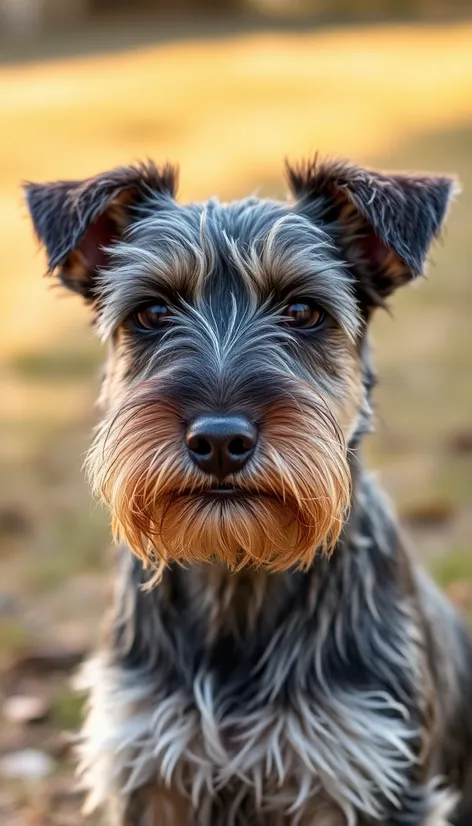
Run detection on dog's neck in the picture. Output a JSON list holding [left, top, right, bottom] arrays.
[[164, 455, 380, 644], [108, 461, 403, 687]]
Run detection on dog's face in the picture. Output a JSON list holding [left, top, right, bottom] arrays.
[[25, 158, 455, 575]]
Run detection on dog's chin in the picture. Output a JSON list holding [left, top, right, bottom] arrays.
[[111, 487, 342, 575]]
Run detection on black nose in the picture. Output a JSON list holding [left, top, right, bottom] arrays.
[[185, 414, 258, 478]]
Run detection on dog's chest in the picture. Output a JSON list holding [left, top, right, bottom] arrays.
[[144, 669, 416, 822], [79, 554, 423, 822]]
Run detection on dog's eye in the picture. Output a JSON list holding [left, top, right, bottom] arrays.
[[283, 301, 325, 330], [132, 303, 171, 331]]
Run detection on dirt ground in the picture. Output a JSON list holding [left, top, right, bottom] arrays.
[[0, 18, 472, 824]]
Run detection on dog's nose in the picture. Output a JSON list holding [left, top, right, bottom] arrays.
[[185, 414, 258, 478]]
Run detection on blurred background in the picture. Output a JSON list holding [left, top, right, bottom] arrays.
[[0, 1, 471, 823]]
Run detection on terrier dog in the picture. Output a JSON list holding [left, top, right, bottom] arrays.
[[25, 156, 472, 826]]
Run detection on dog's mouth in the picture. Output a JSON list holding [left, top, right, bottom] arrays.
[[174, 483, 266, 500], [204, 485, 240, 497]]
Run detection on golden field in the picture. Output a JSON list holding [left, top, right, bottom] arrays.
[[0, 20, 471, 823]]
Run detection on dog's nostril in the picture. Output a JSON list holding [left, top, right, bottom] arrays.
[[188, 436, 213, 457], [228, 437, 250, 457]]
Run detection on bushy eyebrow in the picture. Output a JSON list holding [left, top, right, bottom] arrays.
[[224, 213, 360, 340], [95, 200, 360, 342], [95, 204, 208, 338]]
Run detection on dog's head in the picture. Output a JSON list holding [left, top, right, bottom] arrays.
[[24, 158, 456, 575]]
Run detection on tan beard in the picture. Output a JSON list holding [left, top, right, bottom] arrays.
[[87, 382, 351, 579]]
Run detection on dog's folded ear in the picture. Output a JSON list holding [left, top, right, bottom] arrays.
[[24, 162, 177, 300], [287, 157, 459, 308]]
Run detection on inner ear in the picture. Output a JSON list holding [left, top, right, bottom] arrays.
[[60, 189, 139, 300], [344, 217, 411, 309], [62, 212, 118, 299], [327, 190, 412, 308]]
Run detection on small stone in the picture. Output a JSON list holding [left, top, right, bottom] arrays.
[[0, 748, 54, 780], [0, 506, 30, 537], [0, 593, 16, 615], [402, 500, 454, 527], [3, 694, 50, 724], [13, 643, 86, 674], [447, 429, 472, 455]]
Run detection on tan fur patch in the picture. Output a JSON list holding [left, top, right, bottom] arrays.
[[86, 380, 351, 576]]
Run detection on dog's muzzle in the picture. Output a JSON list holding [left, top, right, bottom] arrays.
[[87, 386, 351, 576]]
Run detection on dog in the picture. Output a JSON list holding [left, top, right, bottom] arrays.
[[24, 156, 472, 826]]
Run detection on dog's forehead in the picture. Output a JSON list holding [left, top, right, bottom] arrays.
[[133, 194, 329, 255]]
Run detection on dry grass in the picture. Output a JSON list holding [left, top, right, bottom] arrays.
[[0, 20, 471, 823]]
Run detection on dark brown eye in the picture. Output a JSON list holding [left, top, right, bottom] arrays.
[[133, 303, 171, 331], [283, 301, 325, 330]]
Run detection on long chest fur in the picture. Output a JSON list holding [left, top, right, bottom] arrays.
[[78, 489, 430, 824]]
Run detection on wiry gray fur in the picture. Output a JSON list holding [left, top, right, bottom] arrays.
[[74, 473, 472, 826], [24, 156, 472, 826]]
